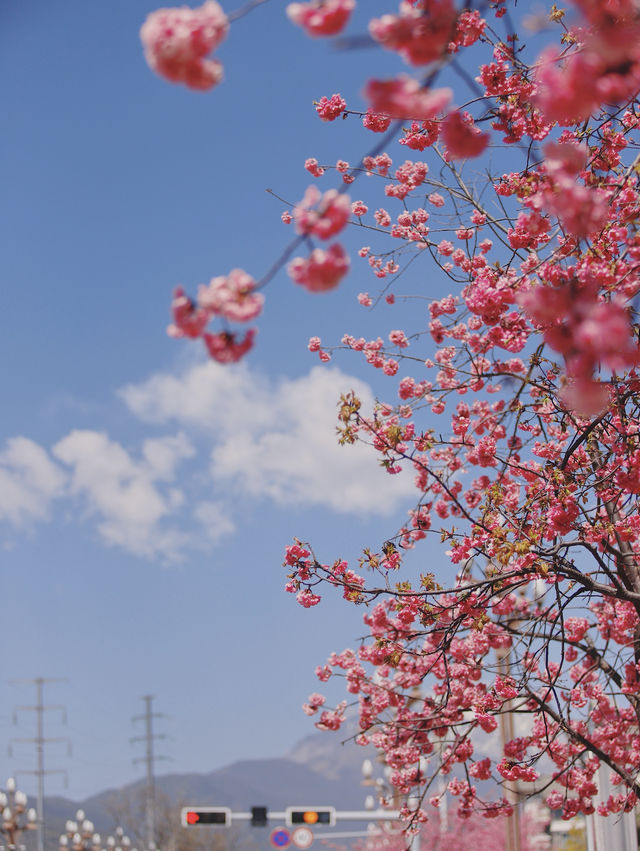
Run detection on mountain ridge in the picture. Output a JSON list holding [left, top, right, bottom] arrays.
[[33, 724, 377, 850]]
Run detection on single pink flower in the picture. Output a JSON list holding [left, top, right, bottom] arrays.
[[362, 110, 392, 132], [534, 47, 601, 125], [197, 268, 264, 323], [441, 110, 489, 159], [203, 328, 256, 362], [168, 286, 210, 338], [140, 0, 228, 90], [286, 0, 354, 37], [543, 140, 589, 174], [293, 186, 351, 240], [370, 0, 456, 66], [315, 93, 347, 121], [304, 158, 325, 177], [364, 75, 452, 120], [560, 378, 611, 416], [288, 243, 350, 292]]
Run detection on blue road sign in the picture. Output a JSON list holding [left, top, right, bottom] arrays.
[[270, 828, 291, 849]]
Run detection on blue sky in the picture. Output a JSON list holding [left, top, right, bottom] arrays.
[[1, 0, 444, 802]]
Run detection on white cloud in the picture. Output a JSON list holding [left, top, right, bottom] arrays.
[[194, 500, 236, 542], [0, 361, 415, 562], [0, 437, 66, 525], [52, 430, 194, 560], [120, 361, 271, 433], [121, 362, 414, 516], [142, 433, 195, 480]]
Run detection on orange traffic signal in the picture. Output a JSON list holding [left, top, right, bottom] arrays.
[[285, 808, 335, 827]]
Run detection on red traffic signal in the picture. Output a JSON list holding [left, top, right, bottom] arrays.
[[285, 808, 335, 827], [181, 807, 231, 827]]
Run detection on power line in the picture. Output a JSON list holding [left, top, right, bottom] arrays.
[[131, 695, 171, 851], [10, 677, 70, 851]]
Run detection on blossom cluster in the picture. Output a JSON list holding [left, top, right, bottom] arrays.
[[286, 0, 354, 37], [140, 0, 228, 89], [168, 269, 262, 362]]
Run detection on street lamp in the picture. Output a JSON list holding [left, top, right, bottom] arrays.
[[0, 778, 37, 851], [361, 760, 409, 851], [361, 759, 396, 807], [59, 810, 102, 851], [362, 759, 383, 811], [104, 826, 138, 851]]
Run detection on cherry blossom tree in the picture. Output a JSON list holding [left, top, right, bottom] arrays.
[[141, 0, 640, 833], [352, 802, 550, 851]]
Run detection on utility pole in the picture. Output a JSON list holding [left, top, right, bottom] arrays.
[[131, 695, 170, 851], [10, 677, 69, 851], [495, 647, 521, 851]]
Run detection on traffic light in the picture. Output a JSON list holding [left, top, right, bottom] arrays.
[[181, 807, 231, 827], [251, 806, 268, 827], [285, 808, 336, 827]]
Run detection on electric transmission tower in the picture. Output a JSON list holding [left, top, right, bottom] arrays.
[[10, 677, 70, 851], [131, 695, 170, 851]]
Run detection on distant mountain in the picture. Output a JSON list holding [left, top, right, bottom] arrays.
[[34, 723, 379, 851], [286, 723, 374, 784], [31, 718, 527, 851]]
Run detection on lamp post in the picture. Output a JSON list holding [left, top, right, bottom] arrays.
[[59, 810, 102, 851], [0, 778, 37, 851], [361, 760, 418, 851], [362, 760, 397, 807], [104, 826, 138, 851]]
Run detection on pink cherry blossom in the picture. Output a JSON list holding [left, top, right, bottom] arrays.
[[296, 588, 321, 607], [168, 286, 210, 338], [286, 0, 354, 37], [441, 110, 489, 159], [364, 75, 452, 120], [202, 328, 256, 362], [369, 0, 456, 66], [197, 268, 264, 323], [288, 243, 349, 292], [362, 109, 392, 132], [304, 158, 325, 177], [315, 93, 347, 121], [293, 186, 350, 240], [389, 329, 409, 348], [544, 140, 589, 174], [140, 0, 228, 90]]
